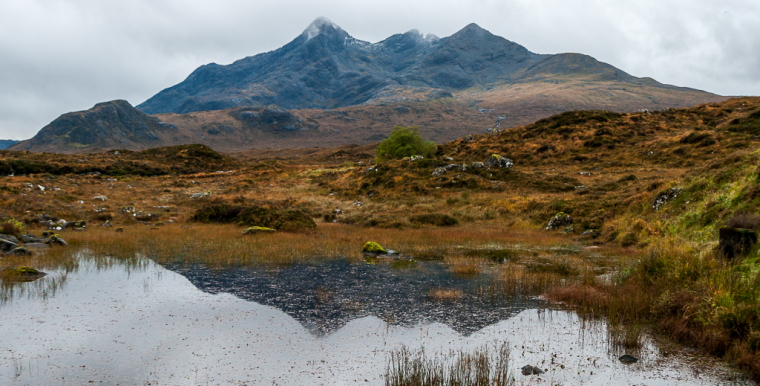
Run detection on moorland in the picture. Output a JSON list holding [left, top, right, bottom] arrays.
[[2, 96, 760, 382]]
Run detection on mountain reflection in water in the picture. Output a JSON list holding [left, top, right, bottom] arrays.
[[164, 259, 545, 336]]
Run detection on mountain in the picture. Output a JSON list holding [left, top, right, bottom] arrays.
[[14, 18, 727, 154], [0, 140, 20, 150], [9, 100, 177, 153], [138, 18, 720, 116]]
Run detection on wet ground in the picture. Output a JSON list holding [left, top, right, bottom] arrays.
[[0, 257, 753, 385]]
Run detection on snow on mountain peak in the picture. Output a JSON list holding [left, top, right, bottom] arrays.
[[303, 17, 342, 40]]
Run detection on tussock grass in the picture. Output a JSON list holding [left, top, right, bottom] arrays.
[[385, 344, 513, 386]]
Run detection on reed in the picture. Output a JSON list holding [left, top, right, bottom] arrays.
[[385, 344, 513, 386]]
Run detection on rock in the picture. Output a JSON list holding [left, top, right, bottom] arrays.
[[410, 155, 424, 161], [93, 195, 108, 201], [365, 166, 378, 173], [546, 212, 573, 230], [242, 226, 277, 235], [46, 234, 68, 246], [21, 234, 44, 243], [471, 162, 485, 168], [0, 238, 18, 252], [521, 365, 545, 375], [363, 241, 386, 254], [190, 191, 212, 199], [24, 243, 50, 250], [7, 247, 32, 256], [0, 234, 20, 244], [619, 354, 638, 364], [652, 187, 682, 210], [0, 266, 46, 282], [719, 227, 758, 260], [65, 220, 86, 229], [115, 227, 125, 232], [432, 167, 447, 177], [580, 229, 601, 238], [485, 154, 514, 169], [135, 213, 160, 222]]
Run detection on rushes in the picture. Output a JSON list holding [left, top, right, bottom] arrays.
[[385, 344, 513, 386]]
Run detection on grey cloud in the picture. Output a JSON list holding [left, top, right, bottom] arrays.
[[0, 0, 758, 140]]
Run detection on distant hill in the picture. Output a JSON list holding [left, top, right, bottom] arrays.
[[0, 140, 20, 150]]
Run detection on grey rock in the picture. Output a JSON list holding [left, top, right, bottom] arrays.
[[580, 229, 601, 238], [619, 354, 638, 364], [521, 365, 545, 375], [0, 234, 20, 244], [0, 238, 18, 252], [652, 187, 682, 210], [485, 154, 514, 169], [546, 212, 573, 230], [7, 247, 33, 256]]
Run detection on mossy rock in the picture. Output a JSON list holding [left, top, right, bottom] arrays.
[[7, 247, 32, 256], [0, 266, 46, 282], [46, 234, 68, 246], [242, 226, 276, 235], [115, 227, 125, 233], [362, 241, 387, 254]]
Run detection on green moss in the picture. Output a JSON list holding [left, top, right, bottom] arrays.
[[362, 241, 387, 253], [242, 226, 276, 234], [13, 266, 38, 274]]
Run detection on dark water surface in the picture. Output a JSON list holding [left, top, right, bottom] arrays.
[[165, 259, 545, 336], [0, 257, 752, 385]]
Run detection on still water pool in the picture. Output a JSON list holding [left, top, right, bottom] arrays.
[[0, 257, 751, 385]]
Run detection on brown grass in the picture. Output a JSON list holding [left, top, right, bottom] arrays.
[[427, 288, 464, 301]]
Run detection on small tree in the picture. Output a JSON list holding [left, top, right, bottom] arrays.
[[375, 126, 437, 162]]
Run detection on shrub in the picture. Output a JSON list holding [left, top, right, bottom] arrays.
[[375, 126, 437, 162], [0, 218, 26, 237], [409, 213, 459, 226], [192, 202, 316, 231], [727, 212, 760, 230]]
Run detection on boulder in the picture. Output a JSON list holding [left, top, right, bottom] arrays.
[[0, 238, 18, 252], [7, 247, 32, 256], [242, 226, 276, 235], [521, 365, 545, 375], [619, 354, 638, 364], [362, 241, 386, 254], [0, 266, 47, 282], [580, 229, 601, 238], [115, 227, 125, 233], [0, 234, 20, 244], [719, 227, 758, 260], [471, 162, 485, 168], [46, 234, 68, 246], [432, 167, 447, 177], [546, 212, 573, 230], [485, 154, 514, 169], [652, 187, 682, 210]]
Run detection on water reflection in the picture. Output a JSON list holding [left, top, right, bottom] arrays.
[[165, 259, 546, 335], [0, 257, 751, 386]]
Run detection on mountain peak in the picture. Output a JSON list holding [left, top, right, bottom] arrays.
[[302, 17, 344, 40], [456, 23, 489, 36]]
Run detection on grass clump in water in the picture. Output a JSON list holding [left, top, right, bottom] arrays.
[[385, 344, 513, 386]]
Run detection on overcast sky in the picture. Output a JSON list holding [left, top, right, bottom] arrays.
[[1, 0, 758, 140]]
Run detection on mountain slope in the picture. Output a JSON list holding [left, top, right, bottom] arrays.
[[9, 100, 178, 153], [139, 18, 711, 116]]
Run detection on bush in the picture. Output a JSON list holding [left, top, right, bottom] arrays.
[[375, 126, 437, 162], [409, 213, 459, 226], [727, 212, 760, 230], [191, 202, 316, 231], [0, 218, 26, 237]]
